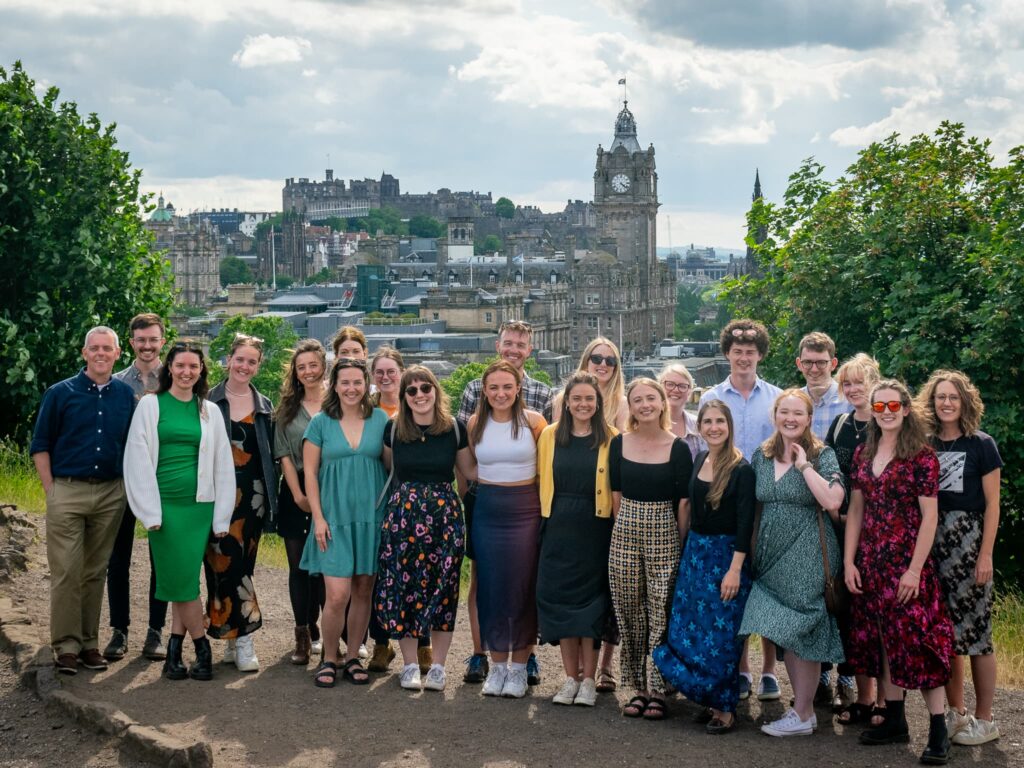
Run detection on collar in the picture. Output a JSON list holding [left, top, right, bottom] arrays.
[[803, 379, 840, 406], [722, 375, 765, 395], [76, 368, 113, 391]]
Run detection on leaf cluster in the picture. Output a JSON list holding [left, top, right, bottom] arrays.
[[206, 314, 300, 404]]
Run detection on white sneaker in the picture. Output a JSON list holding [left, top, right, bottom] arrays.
[[423, 664, 447, 691], [482, 665, 507, 696], [234, 635, 259, 672], [761, 709, 815, 737], [945, 707, 970, 738], [952, 715, 1000, 745], [399, 663, 422, 690], [223, 638, 236, 664], [552, 677, 579, 705], [358, 643, 369, 660], [574, 678, 597, 707], [501, 667, 529, 698], [310, 639, 323, 655]]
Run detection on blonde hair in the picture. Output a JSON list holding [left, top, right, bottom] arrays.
[[916, 369, 984, 437], [760, 388, 823, 461], [625, 378, 672, 432], [836, 353, 881, 398], [577, 336, 625, 427]]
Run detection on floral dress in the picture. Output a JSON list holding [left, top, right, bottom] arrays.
[[847, 445, 954, 690]]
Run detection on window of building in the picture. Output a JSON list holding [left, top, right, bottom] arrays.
[[432, 312, 439, 321], [587, 316, 598, 329], [485, 312, 493, 323], [586, 292, 600, 305], [606, 317, 613, 330]]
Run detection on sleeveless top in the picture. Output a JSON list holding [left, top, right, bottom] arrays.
[[475, 417, 536, 482]]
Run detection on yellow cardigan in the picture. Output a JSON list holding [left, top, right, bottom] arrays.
[[537, 422, 616, 518]]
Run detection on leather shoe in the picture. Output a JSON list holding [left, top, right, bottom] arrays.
[[920, 734, 951, 765], [706, 715, 736, 735], [54, 653, 78, 675], [78, 648, 108, 671]]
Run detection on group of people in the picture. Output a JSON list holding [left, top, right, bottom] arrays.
[[30, 313, 1002, 764]]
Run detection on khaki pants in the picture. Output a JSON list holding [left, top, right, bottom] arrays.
[[46, 478, 125, 656]]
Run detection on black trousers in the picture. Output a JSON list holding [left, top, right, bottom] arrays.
[[106, 504, 168, 632]]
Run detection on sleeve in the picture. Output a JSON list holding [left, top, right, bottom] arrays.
[[540, 386, 553, 423], [273, 416, 291, 460], [977, 433, 1004, 474], [456, 380, 480, 425], [383, 420, 394, 449], [817, 446, 844, 490], [609, 434, 623, 492], [303, 413, 324, 448], [455, 419, 469, 451], [733, 463, 757, 554], [849, 444, 865, 491], [824, 413, 841, 449], [209, 405, 238, 535], [672, 438, 694, 500], [123, 396, 161, 529], [915, 449, 940, 498], [29, 387, 57, 455]]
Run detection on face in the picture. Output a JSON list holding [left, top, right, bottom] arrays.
[[334, 366, 366, 407], [81, 331, 120, 378], [774, 395, 811, 441], [661, 371, 692, 406], [483, 371, 520, 411], [372, 358, 402, 395], [628, 384, 663, 424], [336, 339, 367, 359], [404, 377, 436, 419], [841, 373, 870, 409], [169, 352, 202, 393], [797, 347, 837, 387], [585, 344, 617, 384], [294, 352, 325, 391], [699, 406, 730, 449], [566, 383, 599, 424], [725, 342, 762, 376], [128, 324, 165, 365], [870, 387, 907, 433], [933, 381, 962, 428], [496, 331, 532, 370], [227, 343, 262, 384]]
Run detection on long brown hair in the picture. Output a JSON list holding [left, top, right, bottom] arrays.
[[274, 339, 326, 426], [470, 360, 525, 445], [393, 366, 455, 443], [157, 341, 209, 417], [915, 369, 984, 437], [760, 388, 824, 462], [322, 358, 373, 420], [861, 379, 931, 461], [698, 400, 744, 510], [554, 372, 609, 450]]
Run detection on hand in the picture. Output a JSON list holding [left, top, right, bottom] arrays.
[[975, 553, 994, 585], [897, 569, 921, 604], [296, 494, 311, 514], [147, 524, 161, 531], [789, 442, 808, 467], [314, 515, 331, 552], [213, 531, 228, 539], [844, 564, 862, 595], [720, 569, 741, 602]]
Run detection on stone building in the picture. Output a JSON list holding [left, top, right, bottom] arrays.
[[146, 194, 221, 306]]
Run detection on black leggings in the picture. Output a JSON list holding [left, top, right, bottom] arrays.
[[284, 536, 324, 630]]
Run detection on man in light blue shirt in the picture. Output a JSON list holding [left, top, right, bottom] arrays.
[[796, 331, 852, 442]]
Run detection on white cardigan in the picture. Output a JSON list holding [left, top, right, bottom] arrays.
[[123, 393, 236, 533]]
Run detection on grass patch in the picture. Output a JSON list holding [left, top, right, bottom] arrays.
[[0, 440, 45, 515], [993, 587, 1024, 689], [257, 533, 289, 570]]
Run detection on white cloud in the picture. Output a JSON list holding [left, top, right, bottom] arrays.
[[698, 119, 776, 146], [231, 34, 311, 69], [658, 207, 747, 251], [142, 174, 281, 212]]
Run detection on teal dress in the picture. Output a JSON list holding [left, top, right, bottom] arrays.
[[739, 446, 845, 663], [300, 408, 389, 578], [150, 392, 214, 602]]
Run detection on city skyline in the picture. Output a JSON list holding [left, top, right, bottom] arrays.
[[3, 0, 1021, 250]]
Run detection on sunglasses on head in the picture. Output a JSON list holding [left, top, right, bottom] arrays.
[[871, 400, 904, 413], [404, 383, 434, 397], [730, 328, 758, 339], [335, 357, 366, 369], [589, 354, 617, 367]]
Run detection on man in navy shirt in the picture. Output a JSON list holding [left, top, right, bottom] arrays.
[[30, 326, 136, 675]]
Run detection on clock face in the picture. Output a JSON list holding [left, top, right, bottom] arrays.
[[611, 173, 631, 193]]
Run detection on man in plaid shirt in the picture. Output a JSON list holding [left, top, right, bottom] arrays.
[[796, 331, 851, 442]]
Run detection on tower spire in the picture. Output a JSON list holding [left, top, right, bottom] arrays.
[[753, 168, 762, 202]]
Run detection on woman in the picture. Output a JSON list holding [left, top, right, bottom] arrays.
[[123, 342, 235, 681], [609, 378, 693, 720], [206, 334, 279, 672], [844, 379, 954, 764], [917, 370, 1002, 747], [370, 346, 405, 417], [376, 366, 476, 692], [332, 325, 368, 361], [536, 372, 616, 708], [740, 389, 845, 738], [301, 357, 389, 688], [653, 400, 755, 734], [659, 363, 705, 460], [825, 353, 883, 726], [468, 360, 547, 699], [274, 339, 327, 665], [553, 337, 628, 432]]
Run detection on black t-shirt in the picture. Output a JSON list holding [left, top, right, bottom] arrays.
[[689, 453, 756, 553], [929, 431, 1002, 513], [383, 419, 469, 484], [609, 434, 692, 507]]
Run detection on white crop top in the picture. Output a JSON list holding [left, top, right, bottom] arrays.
[[475, 417, 537, 483]]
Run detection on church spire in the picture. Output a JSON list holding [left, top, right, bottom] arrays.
[[753, 169, 762, 202]]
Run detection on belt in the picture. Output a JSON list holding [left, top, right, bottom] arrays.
[[55, 476, 117, 484]]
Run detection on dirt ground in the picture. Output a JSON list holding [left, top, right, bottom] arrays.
[[3, 517, 1023, 768]]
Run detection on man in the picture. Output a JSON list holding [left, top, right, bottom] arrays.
[[699, 318, 781, 702], [456, 320, 553, 687], [102, 313, 170, 662], [796, 331, 851, 441], [31, 326, 136, 674]]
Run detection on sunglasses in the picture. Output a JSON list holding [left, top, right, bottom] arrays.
[[404, 383, 434, 397], [871, 400, 904, 413], [589, 354, 617, 367], [730, 328, 758, 339], [233, 332, 264, 348]]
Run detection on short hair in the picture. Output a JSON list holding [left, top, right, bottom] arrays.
[[720, 319, 769, 356], [129, 313, 165, 335], [836, 353, 881, 393], [84, 326, 119, 349], [658, 362, 695, 389], [331, 326, 367, 357], [798, 331, 836, 358], [625, 377, 672, 432], [499, 319, 533, 339], [916, 369, 984, 437]]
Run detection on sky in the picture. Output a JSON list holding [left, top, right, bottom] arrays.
[[3, 0, 1022, 251]]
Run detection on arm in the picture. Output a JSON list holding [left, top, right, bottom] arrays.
[[609, 434, 622, 518], [843, 489, 865, 594], [723, 464, 755, 600], [455, 446, 477, 486], [303, 440, 330, 552], [32, 452, 53, 496], [898, 495, 939, 604], [673, 439, 694, 540], [676, 499, 690, 542], [975, 468, 1000, 585], [381, 444, 393, 472], [209, 405, 236, 538], [793, 444, 844, 514], [279, 456, 309, 513]]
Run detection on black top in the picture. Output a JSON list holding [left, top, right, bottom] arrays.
[[688, 453, 756, 553], [553, 435, 598, 497], [930, 432, 1003, 513], [384, 419, 469, 483], [609, 434, 692, 506], [825, 411, 870, 516]]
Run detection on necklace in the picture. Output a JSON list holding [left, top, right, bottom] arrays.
[[852, 416, 869, 437], [414, 422, 430, 442], [571, 427, 592, 437], [938, 433, 962, 451], [225, 384, 250, 397]]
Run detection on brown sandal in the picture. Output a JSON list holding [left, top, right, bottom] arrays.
[[596, 668, 618, 693]]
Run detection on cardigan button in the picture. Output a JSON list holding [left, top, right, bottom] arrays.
[[596, 489, 602, 495]]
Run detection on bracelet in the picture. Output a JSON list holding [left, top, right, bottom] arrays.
[[797, 462, 813, 473]]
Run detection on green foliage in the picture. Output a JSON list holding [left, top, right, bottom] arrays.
[[441, 356, 552, 411], [207, 315, 300, 404], [0, 439, 45, 514], [309, 216, 346, 233], [476, 234, 503, 254], [495, 196, 515, 219], [275, 275, 295, 290], [174, 304, 207, 318], [348, 206, 407, 237], [0, 61, 175, 440], [253, 213, 282, 242], [307, 267, 333, 285], [408, 215, 444, 238], [721, 122, 1024, 583], [219, 255, 254, 287]]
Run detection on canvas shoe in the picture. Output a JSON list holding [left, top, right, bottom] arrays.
[[738, 673, 752, 700], [552, 677, 580, 705], [574, 678, 598, 707], [501, 667, 529, 698], [234, 635, 259, 672], [399, 663, 422, 690], [944, 707, 970, 739], [482, 665, 508, 696], [952, 716, 1000, 746], [223, 638, 236, 664], [761, 709, 815, 737], [423, 664, 447, 692], [757, 673, 781, 701]]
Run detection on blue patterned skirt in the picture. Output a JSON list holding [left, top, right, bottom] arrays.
[[653, 531, 751, 713]]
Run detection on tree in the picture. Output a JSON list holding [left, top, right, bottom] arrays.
[[348, 206, 407, 237], [253, 213, 282, 242], [207, 315, 299, 404], [441, 356, 553, 411], [674, 285, 702, 334], [0, 61, 175, 439], [274, 275, 295, 290], [495, 197, 515, 219], [308, 267, 333, 284], [722, 122, 1024, 582], [408, 215, 444, 238], [219, 255, 254, 287], [476, 234, 503, 254]]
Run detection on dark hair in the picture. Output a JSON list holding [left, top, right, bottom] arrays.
[[393, 366, 455, 443], [470, 360, 525, 446], [129, 313, 165, 335], [157, 341, 209, 414], [229, 333, 264, 361], [322, 358, 373, 420], [274, 339, 327, 427], [861, 379, 931, 462], [555, 372, 608, 450], [720, 318, 770, 357]]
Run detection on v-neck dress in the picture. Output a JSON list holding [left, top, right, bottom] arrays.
[[300, 408, 389, 578]]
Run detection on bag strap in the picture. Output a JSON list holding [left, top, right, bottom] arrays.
[[816, 507, 835, 590]]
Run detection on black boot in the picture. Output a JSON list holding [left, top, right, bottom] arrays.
[[860, 698, 910, 745], [921, 713, 951, 765], [163, 634, 188, 680], [189, 636, 213, 681]]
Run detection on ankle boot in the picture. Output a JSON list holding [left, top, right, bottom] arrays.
[[859, 699, 909, 745], [163, 634, 188, 680], [921, 713, 951, 765], [291, 626, 311, 665], [189, 636, 213, 681]]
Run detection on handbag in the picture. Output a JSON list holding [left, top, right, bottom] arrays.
[[817, 507, 849, 616]]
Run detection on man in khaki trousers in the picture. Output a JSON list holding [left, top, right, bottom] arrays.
[[30, 326, 137, 674]]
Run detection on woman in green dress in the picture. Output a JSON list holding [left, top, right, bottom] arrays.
[[124, 342, 235, 681]]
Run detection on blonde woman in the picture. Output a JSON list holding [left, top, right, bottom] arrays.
[[554, 337, 627, 431], [659, 363, 705, 460]]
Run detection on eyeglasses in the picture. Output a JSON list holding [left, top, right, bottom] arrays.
[[373, 368, 401, 379], [730, 328, 758, 339], [935, 393, 961, 403], [799, 359, 831, 370], [404, 383, 434, 397], [871, 400, 903, 413], [589, 354, 617, 367], [662, 380, 691, 391]]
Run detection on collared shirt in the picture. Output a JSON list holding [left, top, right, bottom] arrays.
[[699, 375, 782, 461], [802, 379, 852, 442], [676, 409, 707, 461], [30, 369, 136, 480], [457, 373, 553, 425], [113, 361, 161, 401]]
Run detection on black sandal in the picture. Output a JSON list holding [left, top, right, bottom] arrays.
[[643, 698, 668, 721], [623, 695, 648, 718], [870, 705, 887, 727], [342, 658, 369, 685], [836, 702, 873, 724], [313, 660, 337, 688]]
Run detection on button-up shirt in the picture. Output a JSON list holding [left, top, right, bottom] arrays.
[[699, 375, 782, 461], [802, 379, 852, 442], [457, 373, 553, 424], [113, 362, 161, 401], [30, 369, 136, 480]]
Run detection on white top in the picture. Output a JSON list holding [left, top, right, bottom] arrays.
[[475, 417, 537, 483]]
